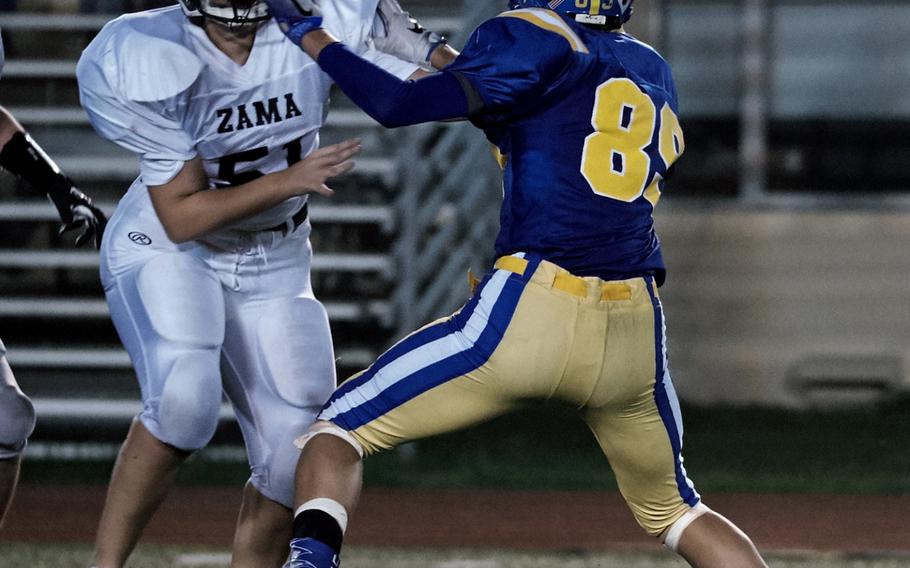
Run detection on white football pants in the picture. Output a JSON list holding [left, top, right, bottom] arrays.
[[100, 206, 336, 508]]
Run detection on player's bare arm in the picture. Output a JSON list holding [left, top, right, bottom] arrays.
[[408, 43, 460, 80], [149, 139, 360, 243]]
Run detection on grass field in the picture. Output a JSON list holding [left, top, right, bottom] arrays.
[[4, 544, 910, 568], [11, 400, 908, 567]]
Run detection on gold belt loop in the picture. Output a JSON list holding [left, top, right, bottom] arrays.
[[601, 283, 633, 301], [553, 273, 588, 298], [467, 268, 481, 295], [493, 256, 528, 276]]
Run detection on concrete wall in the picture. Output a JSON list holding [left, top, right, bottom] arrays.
[[665, 2, 910, 118], [655, 206, 910, 407]]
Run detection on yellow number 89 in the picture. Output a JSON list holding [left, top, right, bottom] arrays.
[[581, 78, 684, 204]]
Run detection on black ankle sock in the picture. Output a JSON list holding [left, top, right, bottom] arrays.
[[293, 508, 344, 554]]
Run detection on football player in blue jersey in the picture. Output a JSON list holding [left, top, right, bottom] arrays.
[[265, 1, 769, 566]]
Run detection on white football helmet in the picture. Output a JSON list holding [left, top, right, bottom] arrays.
[[178, 0, 270, 28]]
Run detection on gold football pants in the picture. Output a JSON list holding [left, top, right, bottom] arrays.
[[318, 253, 700, 535]]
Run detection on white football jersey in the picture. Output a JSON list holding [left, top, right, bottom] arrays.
[[77, 4, 416, 240]]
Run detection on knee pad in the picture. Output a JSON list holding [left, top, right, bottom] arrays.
[[244, 415, 317, 508], [0, 386, 36, 457], [294, 420, 364, 459], [663, 502, 711, 551], [144, 349, 223, 451]]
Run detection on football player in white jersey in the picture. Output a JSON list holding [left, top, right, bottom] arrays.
[[76, 1, 455, 566], [0, 27, 107, 529]]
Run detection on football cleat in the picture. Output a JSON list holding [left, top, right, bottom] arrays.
[[286, 537, 341, 568], [508, 0, 634, 26]]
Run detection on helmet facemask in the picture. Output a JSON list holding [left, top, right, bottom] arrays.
[[179, 0, 270, 31]]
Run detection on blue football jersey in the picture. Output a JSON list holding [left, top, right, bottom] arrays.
[[446, 8, 684, 285]]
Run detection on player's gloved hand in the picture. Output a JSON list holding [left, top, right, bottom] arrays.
[[264, 0, 323, 45], [50, 181, 108, 249], [371, 0, 447, 65]]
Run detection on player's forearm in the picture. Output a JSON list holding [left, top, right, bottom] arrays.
[[150, 164, 295, 243], [430, 44, 459, 70], [151, 139, 357, 242], [0, 107, 23, 147], [0, 112, 76, 206], [299, 28, 337, 60], [301, 38, 468, 128]]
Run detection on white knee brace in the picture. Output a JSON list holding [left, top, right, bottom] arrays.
[[294, 420, 364, 458], [663, 502, 711, 551]]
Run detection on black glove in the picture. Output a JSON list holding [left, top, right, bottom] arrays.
[[51, 181, 108, 249], [0, 130, 108, 249]]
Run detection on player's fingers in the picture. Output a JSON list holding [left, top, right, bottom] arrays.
[[329, 160, 356, 177], [329, 146, 361, 166], [59, 220, 87, 236], [310, 183, 334, 197], [331, 138, 362, 152], [74, 227, 93, 248], [90, 204, 109, 224], [315, 138, 362, 162]]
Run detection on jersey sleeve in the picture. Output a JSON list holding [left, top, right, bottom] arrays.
[[360, 47, 420, 80], [76, 23, 199, 187], [444, 14, 578, 117]]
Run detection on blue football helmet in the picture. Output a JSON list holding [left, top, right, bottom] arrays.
[[508, 0, 634, 25]]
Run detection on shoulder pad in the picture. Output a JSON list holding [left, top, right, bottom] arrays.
[[496, 8, 589, 54], [86, 9, 203, 103]]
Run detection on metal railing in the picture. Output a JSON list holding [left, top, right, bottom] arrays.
[[387, 1, 503, 336]]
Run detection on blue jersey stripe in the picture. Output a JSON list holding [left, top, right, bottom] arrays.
[[646, 278, 700, 507], [323, 269, 498, 408], [326, 257, 538, 431]]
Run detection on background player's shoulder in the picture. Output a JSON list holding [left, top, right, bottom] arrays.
[[78, 6, 202, 104]]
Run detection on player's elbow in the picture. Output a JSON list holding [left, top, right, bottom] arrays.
[[365, 86, 415, 129], [161, 224, 196, 244], [157, 215, 199, 244], [369, 103, 409, 129]]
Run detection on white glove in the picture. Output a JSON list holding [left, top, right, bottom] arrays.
[[371, 0, 446, 65]]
